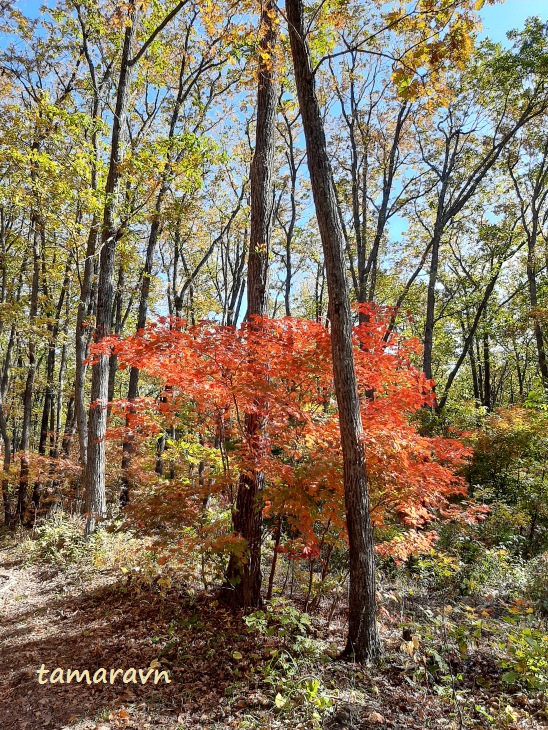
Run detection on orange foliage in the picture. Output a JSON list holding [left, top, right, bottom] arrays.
[[98, 305, 476, 560]]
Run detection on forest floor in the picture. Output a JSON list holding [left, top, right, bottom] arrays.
[[0, 535, 546, 730]]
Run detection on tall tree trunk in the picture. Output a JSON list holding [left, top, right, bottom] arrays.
[[0, 324, 15, 524], [423, 223, 443, 383], [61, 395, 76, 457], [0, 403, 11, 526], [482, 320, 492, 411], [74, 3, 108, 474], [16, 223, 40, 523], [286, 0, 381, 662], [84, 1, 140, 536], [120, 49, 192, 506], [107, 264, 125, 407], [75, 219, 99, 472], [224, 1, 278, 610], [54, 313, 69, 458], [526, 221, 548, 390]]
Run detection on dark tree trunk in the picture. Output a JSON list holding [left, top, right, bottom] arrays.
[[482, 323, 492, 411], [75, 218, 99, 472], [107, 265, 125, 407], [526, 225, 548, 390], [286, 0, 381, 662], [423, 223, 444, 384], [61, 395, 76, 457], [266, 517, 282, 600], [469, 343, 480, 401], [224, 1, 278, 610], [0, 403, 11, 526], [245, 4, 278, 319]]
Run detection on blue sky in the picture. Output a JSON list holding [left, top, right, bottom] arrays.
[[480, 0, 548, 42], [11, 0, 548, 31], [10, 1, 548, 44]]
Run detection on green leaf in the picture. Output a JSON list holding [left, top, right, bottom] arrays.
[[501, 671, 519, 684]]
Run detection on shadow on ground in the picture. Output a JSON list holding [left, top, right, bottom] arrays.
[[0, 560, 260, 730]]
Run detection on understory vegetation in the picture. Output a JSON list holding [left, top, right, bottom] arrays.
[[4, 500, 546, 729]]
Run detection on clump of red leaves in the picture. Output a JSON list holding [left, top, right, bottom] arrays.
[[97, 305, 479, 561]]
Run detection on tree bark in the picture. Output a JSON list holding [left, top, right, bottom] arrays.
[[224, 0, 278, 610], [16, 222, 40, 523], [0, 324, 15, 525], [84, 1, 140, 536], [75, 219, 99, 472], [286, 0, 381, 662]]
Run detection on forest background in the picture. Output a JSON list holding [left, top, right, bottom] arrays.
[[0, 1, 547, 729]]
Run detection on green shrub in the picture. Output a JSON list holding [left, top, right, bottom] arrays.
[[525, 552, 548, 615], [405, 550, 462, 591], [244, 597, 312, 646], [499, 627, 548, 692], [462, 548, 526, 597], [20, 513, 88, 566]]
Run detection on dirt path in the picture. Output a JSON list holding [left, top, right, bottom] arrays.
[[0, 544, 190, 730], [0, 544, 270, 730]]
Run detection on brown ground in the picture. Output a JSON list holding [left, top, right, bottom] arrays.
[[0, 540, 546, 730]]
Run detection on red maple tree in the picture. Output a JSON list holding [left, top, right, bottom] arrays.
[[98, 305, 480, 564]]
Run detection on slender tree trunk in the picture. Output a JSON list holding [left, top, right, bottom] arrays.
[[483, 321, 492, 411], [266, 517, 282, 600], [224, 1, 278, 610], [16, 223, 40, 523], [286, 0, 381, 662], [74, 8, 108, 473], [84, 1, 140, 536], [33, 262, 71, 511], [526, 222, 548, 390], [75, 219, 99, 472], [436, 271, 501, 412], [120, 48, 192, 506], [61, 394, 76, 457], [0, 325, 15, 525], [423, 226, 443, 383], [363, 103, 409, 305], [54, 314, 69, 458], [470, 343, 480, 401], [107, 265, 125, 406], [0, 403, 11, 526]]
